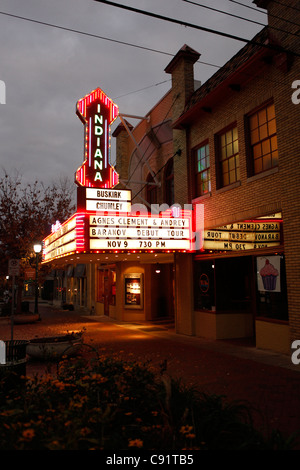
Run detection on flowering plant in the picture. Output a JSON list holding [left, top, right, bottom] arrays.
[[0, 353, 295, 450]]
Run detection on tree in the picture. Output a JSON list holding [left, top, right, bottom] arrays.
[[0, 170, 76, 309]]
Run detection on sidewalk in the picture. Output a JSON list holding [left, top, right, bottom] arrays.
[[1, 301, 300, 444]]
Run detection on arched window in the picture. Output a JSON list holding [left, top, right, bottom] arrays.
[[146, 173, 157, 206], [164, 158, 174, 206]]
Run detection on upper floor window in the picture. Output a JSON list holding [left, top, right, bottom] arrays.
[[146, 173, 157, 206], [248, 102, 278, 175], [195, 142, 211, 196], [218, 126, 239, 188], [164, 158, 174, 206]]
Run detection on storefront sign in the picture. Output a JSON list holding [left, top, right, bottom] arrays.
[[43, 208, 194, 262], [257, 256, 281, 292], [24, 268, 36, 280], [89, 211, 193, 251], [43, 214, 82, 262], [85, 188, 131, 212], [199, 273, 209, 293], [75, 88, 119, 188], [203, 218, 281, 251], [51, 220, 62, 233]]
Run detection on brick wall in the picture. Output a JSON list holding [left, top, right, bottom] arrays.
[[167, 0, 300, 339], [260, 0, 300, 340], [188, 64, 283, 228]]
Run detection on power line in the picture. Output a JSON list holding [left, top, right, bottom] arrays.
[[183, 0, 267, 27], [0, 5, 295, 102], [228, 0, 300, 28], [114, 80, 171, 99], [0, 10, 221, 70], [183, 0, 300, 38], [94, 0, 267, 43], [126, 92, 178, 188], [94, 0, 300, 57], [0, 10, 172, 56], [132, 150, 176, 202]]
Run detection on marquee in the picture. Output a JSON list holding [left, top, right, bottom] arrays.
[[42, 87, 200, 262], [43, 208, 195, 262]]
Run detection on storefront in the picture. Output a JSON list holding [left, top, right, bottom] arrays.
[[192, 213, 289, 352], [43, 212, 192, 322], [93, 255, 175, 321]]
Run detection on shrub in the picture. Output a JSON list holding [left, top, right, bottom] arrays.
[[0, 355, 296, 450]]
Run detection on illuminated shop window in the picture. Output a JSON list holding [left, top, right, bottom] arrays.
[[195, 143, 211, 196], [217, 126, 239, 188], [248, 102, 278, 175]]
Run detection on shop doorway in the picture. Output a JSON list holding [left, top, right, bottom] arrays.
[[104, 273, 110, 316], [97, 267, 116, 316], [194, 256, 255, 343], [215, 256, 253, 313], [152, 263, 175, 320]]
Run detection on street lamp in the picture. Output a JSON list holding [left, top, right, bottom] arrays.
[[33, 243, 42, 319]]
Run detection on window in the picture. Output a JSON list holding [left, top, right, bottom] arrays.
[[195, 143, 211, 196], [248, 102, 278, 174], [97, 269, 104, 303], [146, 173, 157, 206], [164, 158, 174, 205], [194, 260, 215, 311], [218, 126, 240, 187], [256, 255, 288, 321]]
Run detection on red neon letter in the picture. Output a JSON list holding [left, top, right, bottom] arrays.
[[75, 88, 119, 188]]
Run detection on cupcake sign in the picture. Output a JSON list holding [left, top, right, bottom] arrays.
[[257, 256, 281, 292]]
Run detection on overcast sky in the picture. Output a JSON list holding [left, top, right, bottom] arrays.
[[0, 0, 267, 187]]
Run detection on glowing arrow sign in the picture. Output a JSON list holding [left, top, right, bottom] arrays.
[[75, 88, 119, 188]]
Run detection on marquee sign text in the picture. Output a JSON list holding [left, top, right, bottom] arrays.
[[203, 219, 281, 251], [43, 210, 194, 262], [85, 188, 131, 212]]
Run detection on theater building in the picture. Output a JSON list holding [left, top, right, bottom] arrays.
[[42, 0, 299, 354], [42, 87, 198, 324]]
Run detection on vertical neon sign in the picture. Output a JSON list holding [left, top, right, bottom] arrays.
[[75, 88, 119, 188]]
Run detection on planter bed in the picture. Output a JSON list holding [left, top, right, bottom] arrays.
[[0, 340, 29, 386], [26, 334, 83, 360]]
